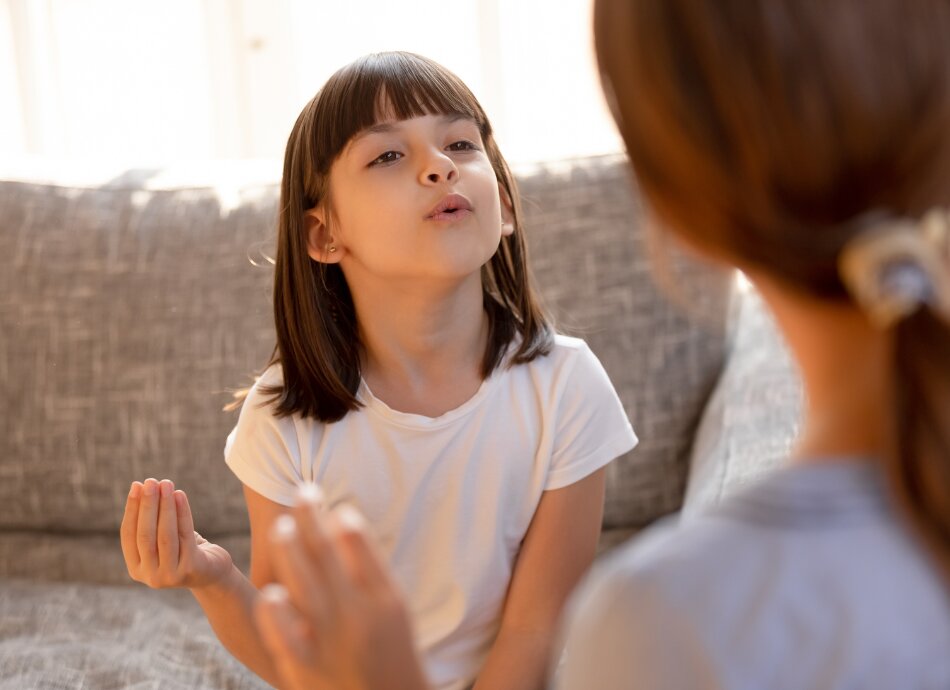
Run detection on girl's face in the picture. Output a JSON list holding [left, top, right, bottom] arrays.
[[306, 113, 512, 288]]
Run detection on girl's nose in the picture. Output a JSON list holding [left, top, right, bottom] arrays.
[[421, 153, 458, 185]]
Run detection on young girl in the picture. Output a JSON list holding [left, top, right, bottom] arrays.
[[251, 2, 950, 690], [119, 51, 637, 690]]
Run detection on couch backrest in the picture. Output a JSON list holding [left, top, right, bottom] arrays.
[[0, 155, 732, 538], [517, 157, 733, 529]]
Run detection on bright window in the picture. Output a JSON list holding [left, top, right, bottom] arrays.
[[1, 0, 622, 165]]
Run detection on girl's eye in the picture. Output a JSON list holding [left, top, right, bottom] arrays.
[[369, 151, 402, 167], [447, 140, 479, 152]]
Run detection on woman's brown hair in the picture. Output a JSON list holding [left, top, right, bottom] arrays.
[[594, 0, 950, 577], [238, 51, 551, 422]]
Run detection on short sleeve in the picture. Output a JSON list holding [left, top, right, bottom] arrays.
[[553, 554, 717, 690], [223, 368, 306, 506], [545, 341, 638, 490]]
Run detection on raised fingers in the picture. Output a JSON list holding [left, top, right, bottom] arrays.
[[120, 481, 143, 572], [156, 479, 180, 570], [136, 478, 161, 572], [330, 505, 391, 593], [269, 515, 330, 628], [292, 486, 353, 598], [255, 583, 317, 669], [175, 490, 195, 543]]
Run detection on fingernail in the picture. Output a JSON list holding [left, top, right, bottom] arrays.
[[272, 514, 297, 541], [335, 504, 365, 531], [260, 583, 289, 604], [129, 483, 140, 499], [160, 481, 172, 497], [144, 481, 157, 496], [298, 483, 323, 507]]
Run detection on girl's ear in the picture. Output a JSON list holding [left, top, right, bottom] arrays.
[[499, 184, 515, 237], [304, 206, 343, 264]]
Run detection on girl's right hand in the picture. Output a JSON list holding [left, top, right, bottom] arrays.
[[120, 478, 234, 590]]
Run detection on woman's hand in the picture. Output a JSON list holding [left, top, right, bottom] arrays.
[[120, 478, 234, 590], [253, 486, 430, 690]]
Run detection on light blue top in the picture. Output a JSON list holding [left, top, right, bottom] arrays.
[[555, 460, 950, 690]]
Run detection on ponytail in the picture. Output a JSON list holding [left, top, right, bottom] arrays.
[[891, 307, 950, 581]]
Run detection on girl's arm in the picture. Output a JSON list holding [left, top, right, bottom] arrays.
[[190, 564, 284, 687], [189, 485, 292, 687], [472, 467, 608, 690]]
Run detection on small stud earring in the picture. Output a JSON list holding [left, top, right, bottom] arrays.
[[328, 245, 337, 253]]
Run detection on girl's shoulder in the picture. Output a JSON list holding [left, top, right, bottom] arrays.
[[254, 362, 284, 389], [514, 332, 596, 371], [234, 362, 318, 432], [238, 363, 284, 409], [511, 332, 611, 387], [549, 332, 591, 355]]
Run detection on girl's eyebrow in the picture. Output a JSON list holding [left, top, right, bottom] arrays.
[[349, 114, 474, 148]]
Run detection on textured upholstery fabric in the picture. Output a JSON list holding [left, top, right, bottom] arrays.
[[1, 176, 277, 537], [682, 287, 804, 514], [0, 579, 269, 689]]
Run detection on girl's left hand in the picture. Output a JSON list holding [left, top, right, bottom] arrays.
[[253, 487, 430, 690]]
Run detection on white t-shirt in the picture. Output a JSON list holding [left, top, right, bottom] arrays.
[[225, 334, 638, 690], [555, 461, 950, 690]]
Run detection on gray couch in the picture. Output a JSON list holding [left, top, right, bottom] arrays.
[[0, 154, 801, 689]]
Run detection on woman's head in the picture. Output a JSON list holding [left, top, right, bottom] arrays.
[[593, 0, 950, 577], [594, 0, 950, 286], [268, 51, 551, 422]]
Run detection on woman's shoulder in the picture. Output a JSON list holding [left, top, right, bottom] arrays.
[[577, 460, 950, 633], [565, 467, 950, 687], [556, 515, 728, 687], [572, 501, 794, 640], [588, 513, 736, 599]]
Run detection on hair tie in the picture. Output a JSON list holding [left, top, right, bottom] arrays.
[[838, 208, 950, 329]]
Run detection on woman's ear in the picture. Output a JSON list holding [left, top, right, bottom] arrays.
[[304, 206, 343, 264], [499, 184, 515, 237]]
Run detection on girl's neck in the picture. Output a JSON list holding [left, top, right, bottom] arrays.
[[351, 273, 489, 408], [751, 274, 897, 467]]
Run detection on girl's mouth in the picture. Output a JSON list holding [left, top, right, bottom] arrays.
[[426, 193, 474, 219], [427, 208, 474, 222]]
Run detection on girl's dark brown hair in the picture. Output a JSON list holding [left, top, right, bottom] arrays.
[[239, 51, 551, 422], [594, 0, 950, 578]]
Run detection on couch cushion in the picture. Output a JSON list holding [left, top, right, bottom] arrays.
[[682, 286, 804, 514], [0, 155, 731, 542], [0, 579, 268, 689]]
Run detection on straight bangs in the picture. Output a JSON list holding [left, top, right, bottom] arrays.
[[311, 52, 492, 177]]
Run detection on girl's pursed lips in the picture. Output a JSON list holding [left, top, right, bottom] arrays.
[[426, 209, 474, 223], [425, 193, 473, 219]]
